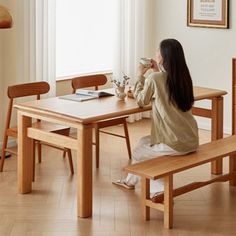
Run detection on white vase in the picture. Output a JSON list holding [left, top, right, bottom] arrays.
[[115, 86, 126, 100]]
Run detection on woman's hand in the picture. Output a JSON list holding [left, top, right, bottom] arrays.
[[137, 58, 160, 77], [137, 63, 150, 76], [151, 59, 159, 72]]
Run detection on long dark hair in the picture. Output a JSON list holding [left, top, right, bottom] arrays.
[[160, 39, 194, 112]]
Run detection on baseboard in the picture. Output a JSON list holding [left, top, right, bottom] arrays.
[[197, 121, 231, 135], [0, 140, 17, 154]]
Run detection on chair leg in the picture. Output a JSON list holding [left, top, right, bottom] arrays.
[[32, 140, 36, 182], [95, 126, 100, 168], [0, 135, 9, 172], [63, 150, 66, 158], [123, 121, 132, 159], [67, 149, 74, 174], [37, 142, 42, 163]]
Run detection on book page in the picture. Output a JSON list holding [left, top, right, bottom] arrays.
[[59, 94, 96, 102], [76, 89, 114, 97]]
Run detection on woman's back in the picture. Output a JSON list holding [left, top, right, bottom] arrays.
[[134, 71, 199, 153]]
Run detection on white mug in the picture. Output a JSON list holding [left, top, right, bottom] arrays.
[[140, 58, 152, 68]]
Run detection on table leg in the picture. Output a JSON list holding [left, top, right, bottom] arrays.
[[77, 124, 93, 217], [211, 97, 223, 174], [229, 155, 236, 186], [18, 112, 33, 193]]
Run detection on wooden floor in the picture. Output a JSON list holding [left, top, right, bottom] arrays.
[[0, 119, 236, 236]]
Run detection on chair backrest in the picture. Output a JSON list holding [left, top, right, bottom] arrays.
[[7, 81, 50, 99], [5, 81, 50, 131], [71, 74, 107, 93]]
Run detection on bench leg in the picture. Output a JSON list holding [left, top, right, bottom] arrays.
[[229, 154, 236, 186], [141, 177, 150, 220], [164, 175, 173, 229]]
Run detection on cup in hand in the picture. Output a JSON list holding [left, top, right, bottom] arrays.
[[140, 58, 152, 68]]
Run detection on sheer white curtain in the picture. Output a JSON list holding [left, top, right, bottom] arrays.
[[113, 0, 156, 122], [16, 0, 56, 97], [16, 0, 155, 100]]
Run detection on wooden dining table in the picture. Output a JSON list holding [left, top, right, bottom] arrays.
[[15, 86, 227, 218]]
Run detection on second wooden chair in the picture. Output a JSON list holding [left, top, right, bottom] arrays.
[[0, 81, 74, 176], [71, 74, 131, 168]]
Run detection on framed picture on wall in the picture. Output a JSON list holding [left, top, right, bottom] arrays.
[[187, 0, 229, 28]]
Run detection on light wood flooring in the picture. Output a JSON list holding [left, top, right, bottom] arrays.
[[0, 119, 236, 236]]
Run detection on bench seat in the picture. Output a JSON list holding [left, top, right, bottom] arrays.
[[124, 135, 236, 229]]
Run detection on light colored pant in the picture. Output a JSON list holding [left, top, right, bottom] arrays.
[[125, 135, 188, 193]]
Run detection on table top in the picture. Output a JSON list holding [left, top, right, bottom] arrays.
[[193, 86, 227, 101], [14, 86, 227, 124]]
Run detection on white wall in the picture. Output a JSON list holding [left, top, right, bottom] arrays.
[[0, 35, 3, 138], [0, 0, 17, 145], [155, 0, 236, 134]]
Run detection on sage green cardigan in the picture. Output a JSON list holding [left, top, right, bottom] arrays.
[[134, 72, 199, 153]]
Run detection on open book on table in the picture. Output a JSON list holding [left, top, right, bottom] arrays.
[[75, 89, 114, 98], [59, 89, 114, 102]]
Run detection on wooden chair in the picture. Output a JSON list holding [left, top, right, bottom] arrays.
[[71, 74, 131, 168], [0, 81, 74, 176]]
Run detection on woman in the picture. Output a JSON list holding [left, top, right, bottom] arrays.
[[113, 39, 199, 195]]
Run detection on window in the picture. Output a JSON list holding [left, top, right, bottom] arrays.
[[56, 0, 117, 79]]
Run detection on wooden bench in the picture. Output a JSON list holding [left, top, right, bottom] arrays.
[[124, 135, 236, 229]]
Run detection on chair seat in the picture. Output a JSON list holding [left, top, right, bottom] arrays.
[[6, 127, 17, 138], [93, 116, 128, 129], [33, 122, 70, 135]]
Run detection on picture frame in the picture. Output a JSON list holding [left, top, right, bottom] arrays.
[[187, 0, 229, 29]]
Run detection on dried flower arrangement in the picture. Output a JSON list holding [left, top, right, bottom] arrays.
[[111, 72, 130, 87]]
